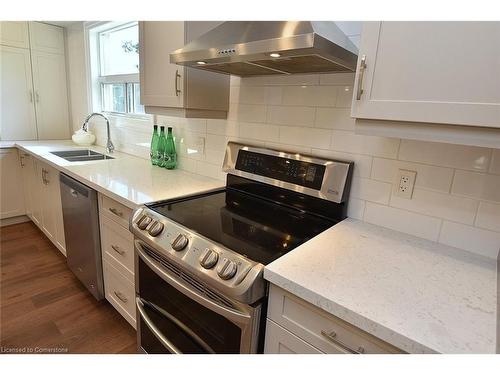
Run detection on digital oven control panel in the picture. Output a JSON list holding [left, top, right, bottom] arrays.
[[223, 142, 353, 203]]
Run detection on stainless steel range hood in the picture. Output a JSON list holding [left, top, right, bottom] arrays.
[[170, 21, 358, 76]]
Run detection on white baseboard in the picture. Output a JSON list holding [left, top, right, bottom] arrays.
[[0, 215, 31, 227]]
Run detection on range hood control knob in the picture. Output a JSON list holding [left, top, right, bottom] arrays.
[[148, 221, 164, 237], [171, 233, 189, 251], [137, 215, 152, 230], [200, 249, 219, 269], [217, 258, 238, 280]]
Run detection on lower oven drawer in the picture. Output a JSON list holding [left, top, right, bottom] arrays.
[[103, 259, 136, 327]]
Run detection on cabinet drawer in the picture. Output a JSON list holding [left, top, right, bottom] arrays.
[[268, 285, 403, 354], [99, 194, 132, 228], [101, 215, 134, 282], [265, 319, 323, 354], [103, 260, 136, 327]]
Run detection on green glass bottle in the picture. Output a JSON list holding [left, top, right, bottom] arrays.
[[150, 125, 159, 165], [157, 126, 167, 168], [164, 127, 177, 169]]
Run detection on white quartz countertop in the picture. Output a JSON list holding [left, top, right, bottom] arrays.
[[264, 218, 497, 354], [13, 140, 224, 209]]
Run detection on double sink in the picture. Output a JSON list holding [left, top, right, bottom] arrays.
[[51, 150, 114, 162]]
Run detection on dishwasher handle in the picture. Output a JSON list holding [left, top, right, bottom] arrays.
[[59, 173, 90, 198]]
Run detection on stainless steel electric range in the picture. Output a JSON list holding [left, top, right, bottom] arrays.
[[130, 142, 353, 354]]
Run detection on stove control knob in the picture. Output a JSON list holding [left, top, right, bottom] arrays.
[[217, 258, 238, 280], [137, 215, 152, 230], [171, 233, 189, 251], [200, 249, 219, 269], [148, 221, 164, 237]]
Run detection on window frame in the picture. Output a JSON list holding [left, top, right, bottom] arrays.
[[85, 21, 148, 119]]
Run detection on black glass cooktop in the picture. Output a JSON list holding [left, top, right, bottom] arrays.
[[147, 189, 337, 265]]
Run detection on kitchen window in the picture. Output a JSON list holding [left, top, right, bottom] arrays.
[[87, 22, 145, 116]]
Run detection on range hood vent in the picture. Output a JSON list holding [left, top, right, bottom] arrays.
[[170, 21, 358, 77]]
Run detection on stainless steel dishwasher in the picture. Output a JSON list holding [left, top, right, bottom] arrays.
[[60, 173, 104, 300]]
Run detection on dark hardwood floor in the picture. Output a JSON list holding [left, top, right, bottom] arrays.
[[0, 222, 137, 354]]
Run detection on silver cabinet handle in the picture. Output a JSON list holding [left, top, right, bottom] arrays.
[[355, 54, 367, 100], [320, 330, 365, 354], [41, 169, 48, 185], [108, 207, 123, 217], [70, 189, 78, 197], [111, 244, 125, 255], [175, 69, 181, 97], [20, 155, 25, 167], [113, 290, 128, 303]]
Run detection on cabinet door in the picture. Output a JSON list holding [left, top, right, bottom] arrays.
[[264, 320, 324, 354], [48, 164, 66, 254], [0, 21, 29, 48], [0, 149, 26, 219], [30, 158, 43, 226], [19, 152, 33, 218], [40, 163, 57, 244], [351, 22, 500, 128], [139, 21, 185, 108], [0, 46, 38, 140], [28, 22, 65, 54], [31, 51, 70, 139]]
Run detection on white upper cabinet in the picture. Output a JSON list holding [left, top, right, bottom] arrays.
[[31, 51, 70, 139], [0, 21, 30, 49], [139, 21, 185, 109], [0, 45, 38, 140], [351, 22, 500, 129], [0, 21, 69, 141], [139, 21, 230, 119], [28, 22, 65, 54]]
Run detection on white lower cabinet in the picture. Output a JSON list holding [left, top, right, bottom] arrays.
[[18, 153, 66, 255], [0, 148, 26, 220], [99, 193, 136, 327], [103, 259, 136, 327], [265, 319, 323, 354], [265, 285, 403, 354]]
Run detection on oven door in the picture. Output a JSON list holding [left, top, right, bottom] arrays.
[[135, 240, 262, 354]]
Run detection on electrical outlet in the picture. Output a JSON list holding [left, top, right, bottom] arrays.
[[395, 169, 417, 199]]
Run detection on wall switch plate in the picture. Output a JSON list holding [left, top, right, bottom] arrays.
[[395, 169, 417, 199]]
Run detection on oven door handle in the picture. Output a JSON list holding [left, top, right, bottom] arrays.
[[137, 297, 216, 354], [136, 242, 252, 324], [136, 297, 182, 354]]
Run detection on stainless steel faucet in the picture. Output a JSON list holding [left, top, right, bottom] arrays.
[[82, 112, 115, 153]]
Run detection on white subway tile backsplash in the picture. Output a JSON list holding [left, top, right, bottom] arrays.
[[265, 87, 283, 105], [267, 106, 316, 127], [371, 158, 454, 193], [350, 177, 392, 205], [205, 134, 228, 151], [390, 188, 478, 225], [335, 86, 354, 108], [278, 126, 331, 149], [451, 170, 500, 202], [240, 74, 319, 86], [364, 202, 442, 241], [476, 202, 500, 232], [346, 198, 366, 220], [282, 86, 338, 107], [227, 104, 267, 123], [265, 142, 311, 155], [398, 140, 491, 171], [319, 72, 355, 86], [439, 221, 500, 259], [315, 108, 355, 131], [331, 131, 400, 158], [311, 149, 372, 178], [238, 86, 267, 104], [207, 120, 239, 137], [239, 122, 280, 143]]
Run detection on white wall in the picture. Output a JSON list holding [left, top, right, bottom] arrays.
[[66, 22, 500, 259]]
